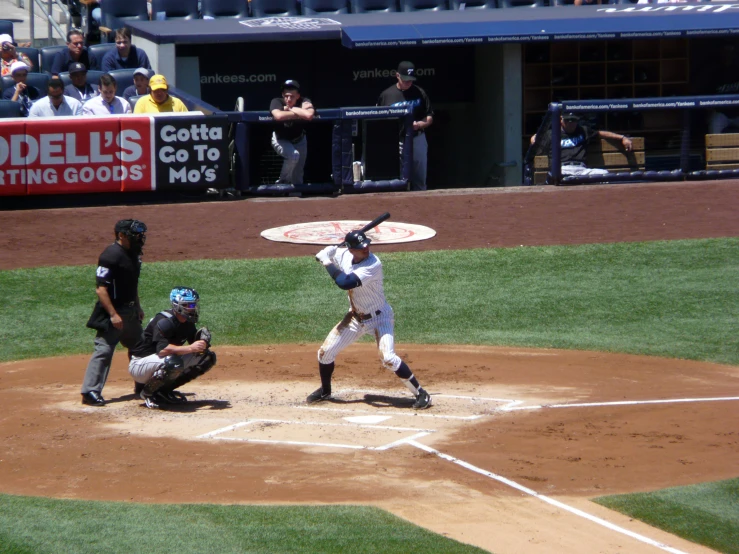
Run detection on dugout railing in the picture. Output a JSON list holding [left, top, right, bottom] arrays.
[[226, 106, 414, 196], [529, 94, 739, 186]]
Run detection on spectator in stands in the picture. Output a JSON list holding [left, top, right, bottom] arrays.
[[29, 78, 83, 117], [81, 74, 131, 115], [2, 61, 40, 117], [1, 35, 34, 76], [101, 28, 152, 72], [51, 29, 100, 76], [64, 62, 99, 103], [123, 67, 151, 101], [133, 74, 188, 113], [530, 112, 632, 177], [269, 79, 315, 186], [377, 61, 434, 191]]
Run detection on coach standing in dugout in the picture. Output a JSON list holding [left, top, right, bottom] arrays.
[[81, 219, 147, 406], [377, 61, 434, 191], [270, 79, 314, 185]]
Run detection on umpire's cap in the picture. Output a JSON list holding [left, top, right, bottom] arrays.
[[344, 230, 371, 249]]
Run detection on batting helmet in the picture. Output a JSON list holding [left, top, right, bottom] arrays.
[[344, 230, 371, 249], [170, 287, 200, 323]]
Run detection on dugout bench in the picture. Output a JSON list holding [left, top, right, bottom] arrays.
[[704, 133, 739, 171], [533, 137, 646, 185]]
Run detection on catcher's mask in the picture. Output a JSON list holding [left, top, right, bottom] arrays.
[[344, 230, 371, 249], [115, 219, 147, 251], [170, 286, 200, 323]]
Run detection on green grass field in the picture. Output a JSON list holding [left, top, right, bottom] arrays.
[[594, 478, 739, 554], [1, 237, 738, 553]]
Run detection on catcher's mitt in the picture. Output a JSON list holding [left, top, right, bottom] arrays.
[[195, 327, 212, 348]]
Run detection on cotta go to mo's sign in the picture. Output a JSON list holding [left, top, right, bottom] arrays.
[[261, 220, 436, 245]]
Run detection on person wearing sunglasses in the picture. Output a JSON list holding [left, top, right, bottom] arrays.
[[50, 28, 99, 77], [81, 219, 148, 407], [0, 34, 34, 76], [28, 77, 82, 117], [128, 287, 217, 409]]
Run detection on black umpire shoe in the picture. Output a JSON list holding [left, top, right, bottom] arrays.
[[306, 387, 331, 404], [134, 382, 145, 395], [81, 391, 106, 406]]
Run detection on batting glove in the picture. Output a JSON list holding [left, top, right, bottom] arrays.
[[315, 250, 331, 266]]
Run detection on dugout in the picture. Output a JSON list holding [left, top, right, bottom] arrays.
[[126, 3, 739, 188]]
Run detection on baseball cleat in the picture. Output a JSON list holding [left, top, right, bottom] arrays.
[[140, 391, 161, 409], [306, 387, 331, 404], [413, 389, 433, 410], [162, 390, 188, 404]]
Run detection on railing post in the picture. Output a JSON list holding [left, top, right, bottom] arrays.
[[47, 0, 52, 45], [549, 103, 562, 185], [29, 0, 35, 46]]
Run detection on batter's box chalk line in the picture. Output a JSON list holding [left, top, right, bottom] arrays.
[[294, 388, 521, 420], [196, 418, 436, 451]]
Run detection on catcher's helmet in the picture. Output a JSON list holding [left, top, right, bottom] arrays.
[[344, 230, 371, 249], [170, 287, 200, 323]]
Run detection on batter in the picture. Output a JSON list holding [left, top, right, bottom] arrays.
[[309, 230, 432, 409]]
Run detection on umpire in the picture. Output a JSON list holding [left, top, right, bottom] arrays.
[[80, 219, 147, 406]]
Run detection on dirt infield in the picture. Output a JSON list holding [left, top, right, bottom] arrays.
[[2, 182, 739, 553]]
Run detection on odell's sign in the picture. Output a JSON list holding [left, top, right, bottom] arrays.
[[0, 114, 229, 196]]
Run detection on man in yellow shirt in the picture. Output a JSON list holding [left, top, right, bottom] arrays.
[[133, 74, 188, 114]]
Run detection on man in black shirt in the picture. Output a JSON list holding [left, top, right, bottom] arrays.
[[530, 112, 632, 176], [269, 79, 315, 185], [377, 61, 434, 191], [128, 287, 217, 409], [50, 28, 99, 77], [81, 219, 147, 406]]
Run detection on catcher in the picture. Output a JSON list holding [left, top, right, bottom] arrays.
[[128, 287, 217, 409]]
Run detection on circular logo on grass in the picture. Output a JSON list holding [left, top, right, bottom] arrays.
[[261, 220, 436, 245]]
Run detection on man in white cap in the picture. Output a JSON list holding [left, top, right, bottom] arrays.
[[2, 61, 40, 116], [64, 62, 99, 103], [0, 34, 33, 76], [29, 78, 83, 117], [81, 73, 131, 115], [123, 67, 151, 101]]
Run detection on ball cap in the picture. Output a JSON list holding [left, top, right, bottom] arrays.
[[281, 79, 300, 91], [562, 112, 580, 122], [396, 61, 417, 82], [344, 230, 371, 249], [10, 61, 29, 75], [133, 67, 151, 78], [69, 62, 87, 74], [0, 34, 13, 46], [149, 74, 168, 91]]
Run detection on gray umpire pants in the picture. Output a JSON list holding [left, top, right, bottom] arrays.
[[81, 307, 142, 395], [271, 132, 307, 185], [399, 132, 428, 191]]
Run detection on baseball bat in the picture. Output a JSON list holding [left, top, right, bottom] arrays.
[[338, 212, 390, 246]]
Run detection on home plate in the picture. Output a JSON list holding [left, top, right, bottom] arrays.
[[344, 415, 392, 424]]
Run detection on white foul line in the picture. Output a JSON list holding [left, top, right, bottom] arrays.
[[407, 440, 688, 554], [502, 396, 739, 412]]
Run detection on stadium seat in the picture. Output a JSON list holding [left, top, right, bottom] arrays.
[[107, 68, 136, 91], [88, 42, 116, 63], [2, 73, 50, 95], [16, 47, 40, 72], [0, 20, 13, 40], [449, 0, 497, 8], [39, 45, 66, 75], [0, 99, 22, 118], [349, 0, 399, 12], [301, 0, 349, 15], [58, 70, 105, 87], [250, 0, 299, 17], [151, 0, 201, 20], [1, 75, 12, 93], [100, 0, 149, 31], [400, 0, 448, 10], [498, 0, 546, 6], [200, 0, 250, 18], [128, 94, 146, 110]]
